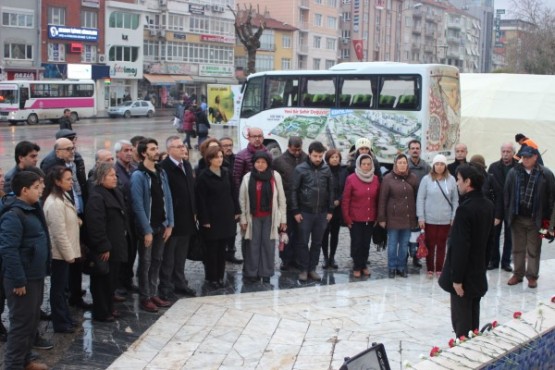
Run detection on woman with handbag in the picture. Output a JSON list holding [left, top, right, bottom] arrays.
[[239, 151, 287, 283], [378, 154, 419, 278], [342, 154, 380, 278], [196, 146, 240, 288], [85, 163, 130, 322], [416, 154, 458, 278], [43, 166, 81, 333]]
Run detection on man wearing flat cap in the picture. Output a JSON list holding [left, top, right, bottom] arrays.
[[504, 146, 555, 289]]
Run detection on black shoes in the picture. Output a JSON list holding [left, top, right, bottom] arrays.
[[396, 270, 408, 278], [54, 326, 75, 334], [226, 255, 243, 264], [388, 270, 396, 278], [40, 310, 51, 321], [502, 265, 513, 272], [175, 286, 197, 297], [487, 263, 498, 270], [412, 257, 422, 268], [69, 299, 93, 310]]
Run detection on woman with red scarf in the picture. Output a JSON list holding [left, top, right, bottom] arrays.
[[239, 151, 287, 283]]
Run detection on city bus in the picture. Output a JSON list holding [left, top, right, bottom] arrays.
[[0, 79, 96, 125], [239, 62, 460, 165]]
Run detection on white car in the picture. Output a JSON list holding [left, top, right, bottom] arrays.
[[108, 100, 155, 118]]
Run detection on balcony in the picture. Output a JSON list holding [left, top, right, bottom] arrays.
[[447, 36, 460, 45], [300, 0, 309, 9], [298, 21, 309, 31], [424, 29, 435, 38], [413, 8, 423, 18], [424, 44, 434, 53], [447, 20, 462, 29], [411, 42, 421, 50], [298, 43, 309, 54], [412, 27, 421, 35]]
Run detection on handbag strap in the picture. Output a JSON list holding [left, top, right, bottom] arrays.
[[435, 179, 453, 210]]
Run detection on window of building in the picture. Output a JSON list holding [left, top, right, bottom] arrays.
[[313, 58, 321, 69], [282, 35, 291, 48], [48, 43, 65, 62], [342, 12, 351, 21], [256, 54, 274, 72], [144, 40, 160, 60], [109, 46, 139, 62], [4, 42, 33, 60], [281, 58, 291, 70], [2, 9, 34, 28], [325, 59, 335, 69], [342, 30, 351, 39], [109, 12, 140, 29], [190, 16, 210, 33], [48, 7, 65, 25], [326, 38, 336, 50], [314, 14, 322, 26], [81, 45, 97, 63], [210, 18, 234, 36], [81, 11, 98, 28], [260, 30, 275, 50], [341, 49, 350, 59], [327, 16, 337, 29], [327, 0, 338, 6], [163, 42, 234, 65], [315, 0, 322, 4], [168, 14, 185, 31], [313, 36, 321, 48]]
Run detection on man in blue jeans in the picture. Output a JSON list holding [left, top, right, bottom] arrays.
[[131, 138, 174, 312], [291, 141, 334, 282]]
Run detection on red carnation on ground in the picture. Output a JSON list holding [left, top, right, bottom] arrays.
[[513, 311, 522, 319], [551, 296, 555, 303], [448, 338, 456, 348], [473, 329, 480, 336], [459, 335, 467, 342], [492, 320, 498, 328], [430, 346, 441, 357]]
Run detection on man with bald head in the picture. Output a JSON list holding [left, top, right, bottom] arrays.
[[87, 149, 115, 192], [231, 127, 268, 264], [487, 143, 518, 271], [448, 143, 468, 177]]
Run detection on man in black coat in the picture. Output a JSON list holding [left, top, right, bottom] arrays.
[[58, 109, 73, 130], [447, 143, 468, 176], [439, 164, 495, 338], [159, 136, 197, 300]]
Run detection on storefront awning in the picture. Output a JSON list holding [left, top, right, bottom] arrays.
[[188, 76, 238, 84], [144, 74, 193, 85]]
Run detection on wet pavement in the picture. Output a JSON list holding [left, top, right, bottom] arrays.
[[1, 118, 554, 369]]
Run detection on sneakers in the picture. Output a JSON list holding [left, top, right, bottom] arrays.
[[33, 336, 54, 350], [140, 298, 159, 312], [308, 271, 321, 281], [298, 272, 308, 281], [507, 275, 523, 286], [24, 361, 48, 370], [151, 296, 172, 308]]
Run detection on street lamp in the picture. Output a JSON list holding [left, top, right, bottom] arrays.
[[393, 2, 422, 62]]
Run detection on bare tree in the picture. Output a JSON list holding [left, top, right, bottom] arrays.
[[504, 0, 555, 74], [229, 4, 266, 76]]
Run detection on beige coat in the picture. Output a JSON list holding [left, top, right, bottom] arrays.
[[239, 171, 287, 240], [44, 193, 81, 261]]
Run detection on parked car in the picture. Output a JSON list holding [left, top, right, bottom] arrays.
[[108, 100, 155, 118]]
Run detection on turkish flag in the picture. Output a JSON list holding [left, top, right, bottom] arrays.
[[352, 39, 364, 61]]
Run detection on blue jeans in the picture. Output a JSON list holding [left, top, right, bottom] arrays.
[[387, 229, 411, 271], [297, 212, 327, 272]]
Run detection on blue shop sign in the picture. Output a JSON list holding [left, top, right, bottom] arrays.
[[48, 25, 98, 42]]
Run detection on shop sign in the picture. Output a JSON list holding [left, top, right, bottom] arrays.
[[174, 33, 187, 40], [199, 64, 234, 78], [48, 25, 98, 42], [200, 34, 235, 44], [8, 71, 36, 80], [189, 4, 205, 15], [110, 63, 141, 78], [147, 63, 198, 75], [82, 0, 100, 8]]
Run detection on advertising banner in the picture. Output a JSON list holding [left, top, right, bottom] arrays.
[[206, 84, 241, 126]]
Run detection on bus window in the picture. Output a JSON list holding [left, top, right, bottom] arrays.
[[264, 77, 299, 109], [378, 75, 421, 110], [301, 77, 335, 107], [340, 76, 378, 108], [240, 76, 263, 118]]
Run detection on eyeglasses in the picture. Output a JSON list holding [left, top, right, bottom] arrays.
[[57, 147, 75, 152], [170, 145, 186, 149], [221, 144, 233, 148], [249, 135, 263, 139]]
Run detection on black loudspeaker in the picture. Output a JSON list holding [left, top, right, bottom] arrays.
[[340, 342, 391, 370]]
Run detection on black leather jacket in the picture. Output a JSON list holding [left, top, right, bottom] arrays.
[[291, 159, 334, 215]]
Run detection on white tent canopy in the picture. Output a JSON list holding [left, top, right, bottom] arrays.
[[460, 73, 555, 168]]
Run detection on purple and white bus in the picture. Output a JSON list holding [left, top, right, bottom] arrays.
[[0, 79, 96, 125]]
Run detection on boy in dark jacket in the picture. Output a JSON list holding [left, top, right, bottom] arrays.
[[0, 171, 50, 370]]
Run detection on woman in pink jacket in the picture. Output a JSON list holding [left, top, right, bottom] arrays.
[[342, 154, 380, 278]]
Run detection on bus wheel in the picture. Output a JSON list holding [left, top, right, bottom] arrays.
[[27, 114, 38, 125], [266, 142, 282, 159], [70, 112, 79, 122], [146, 110, 154, 118], [124, 110, 131, 118]]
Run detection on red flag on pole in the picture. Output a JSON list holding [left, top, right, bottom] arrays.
[[352, 39, 364, 61]]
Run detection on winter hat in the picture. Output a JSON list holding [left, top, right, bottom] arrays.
[[252, 150, 272, 167], [469, 154, 486, 170], [355, 138, 372, 151], [432, 154, 447, 166], [55, 129, 76, 140]]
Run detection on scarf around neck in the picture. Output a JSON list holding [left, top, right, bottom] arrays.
[[355, 154, 375, 183], [248, 168, 273, 213]]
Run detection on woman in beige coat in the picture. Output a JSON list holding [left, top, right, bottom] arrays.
[[43, 166, 81, 333], [239, 151, 287, 283]]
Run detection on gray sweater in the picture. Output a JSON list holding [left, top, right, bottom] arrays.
[[416, 174, 458, 225]]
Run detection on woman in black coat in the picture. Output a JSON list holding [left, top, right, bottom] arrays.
[[195, 146, 240, 287], [85, 163, 130, 322]]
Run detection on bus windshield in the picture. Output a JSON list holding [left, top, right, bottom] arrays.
[[0, 86, 18, 105]]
